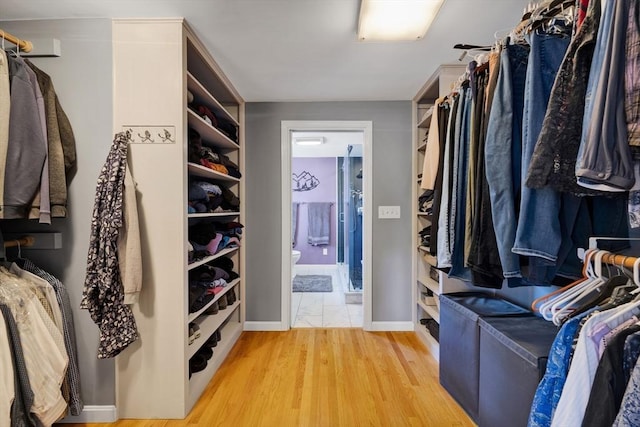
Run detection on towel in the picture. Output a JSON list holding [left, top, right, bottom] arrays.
[[307, 202, 331, 246], [292, 202, 299, 247]]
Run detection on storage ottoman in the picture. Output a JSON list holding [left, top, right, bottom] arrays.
[[477, 316, 558, 427], [439, 292, 531, 420]]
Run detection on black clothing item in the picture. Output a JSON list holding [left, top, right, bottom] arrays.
[[430, 99, 450, 256], [526, 0, 604, 196], [418, 189, 434, 213], [188, 128, 202, 164], [468, 62, 503, 288], [188, 285, 215, 313], [582, 324, 640, 427]]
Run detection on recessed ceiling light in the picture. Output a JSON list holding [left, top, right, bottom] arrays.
[[357, 0, 445, 41], [294, 137, 325, 146]]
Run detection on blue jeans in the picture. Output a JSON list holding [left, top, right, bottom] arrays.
[[449, 85, 473, 282], [513, 30, 571, 263], [485, 42, 529, 278]]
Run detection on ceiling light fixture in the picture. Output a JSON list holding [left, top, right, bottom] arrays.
[[357, 0, 445, 41], [294, 137, 325, 146]]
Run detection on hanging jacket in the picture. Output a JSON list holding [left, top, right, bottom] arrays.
[[25, 60, 77, 218], [81, 132, 139, 359], [4, 55, 47, 219]]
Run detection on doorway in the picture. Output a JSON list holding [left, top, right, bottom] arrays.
[[281, 121, 372, 330]]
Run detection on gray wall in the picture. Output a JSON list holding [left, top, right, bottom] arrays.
[[0, 19, 116, 406], [245, 102, 413, 322]]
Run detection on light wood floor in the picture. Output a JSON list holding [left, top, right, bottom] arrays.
[[60, 329, 474, 427]]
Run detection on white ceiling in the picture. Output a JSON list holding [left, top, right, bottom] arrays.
[[1, 0, 529, 102]]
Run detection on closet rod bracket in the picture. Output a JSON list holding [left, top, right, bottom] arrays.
[[3, 232, 63, 250]]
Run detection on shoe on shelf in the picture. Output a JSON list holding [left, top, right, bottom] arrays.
[[204, 300, 219, 315], [189, 353, 207, 374], [205, 334, 218, 348], [188, 325, 195, 345], [218, 295, 228, 310], [226, 288, 236, 305], [197, 346, 213, 361], [189, 322, 201, 340]]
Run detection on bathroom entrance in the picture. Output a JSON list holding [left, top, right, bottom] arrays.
[[281, 121, 372, 330]]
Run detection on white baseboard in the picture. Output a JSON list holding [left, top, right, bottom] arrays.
[[244, 321, 288, 331], [368, 321, 414, 331], [56, 405, 117, 423]]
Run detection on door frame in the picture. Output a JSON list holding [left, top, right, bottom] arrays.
[[281, 120, 373, 330]]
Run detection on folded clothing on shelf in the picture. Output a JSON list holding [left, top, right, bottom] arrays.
[[188, 180, 239, 213], [188, 128, 242, 178], [418, 189, 434, 213], [188, 220, 244, 259]]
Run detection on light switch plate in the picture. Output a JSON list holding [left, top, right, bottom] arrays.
[[378, 205, 401, 219]]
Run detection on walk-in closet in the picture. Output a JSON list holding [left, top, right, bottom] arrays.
[[2, 0, 640, 425]]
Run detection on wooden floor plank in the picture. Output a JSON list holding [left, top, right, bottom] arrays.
[[58, 329, 474, 427]]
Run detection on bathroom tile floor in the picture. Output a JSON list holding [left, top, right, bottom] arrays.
[[292, 264, 363, 328]]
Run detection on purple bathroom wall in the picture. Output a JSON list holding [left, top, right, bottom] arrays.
[[292, 157, 337, 264]]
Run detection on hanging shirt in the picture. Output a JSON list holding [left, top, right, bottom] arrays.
[[528, 310, 593, 427], [552, 303, 640, 427], [19, 258, 84, 415], [0, 304, 40, 427], [614, 354, 640, 426], [0, 308, 14, 426], [582, 324, 640, 427]]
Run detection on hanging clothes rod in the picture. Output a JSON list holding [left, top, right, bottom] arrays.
[[576, 237, 640, 270], [4, 236, 35, 248], [598, 252, 640, 270], [0, 29, 33, 53]]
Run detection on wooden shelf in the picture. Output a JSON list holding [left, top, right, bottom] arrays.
[[415, 322, 439, 361], [418, 276, 440, 295], [417, 106, 434, 128], [188, 211, 240, 218], [418, 299, 440, 323], [187, 109, 239, 151], [188, 301, 241, 359], [188, 247, 239, 271], [417, 142, 427, 152], [113, 19, 244, 420], [187, 162, 241, 182], [188, 318, 242, 409], [187, 71, 239, 127], [418, 246, 437, 266]]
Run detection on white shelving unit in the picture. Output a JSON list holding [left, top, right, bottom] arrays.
[[112, 18, 245, 419], [412, 64, 471, 359]]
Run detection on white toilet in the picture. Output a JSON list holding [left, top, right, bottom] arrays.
[[292, 250, 301, 279]]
